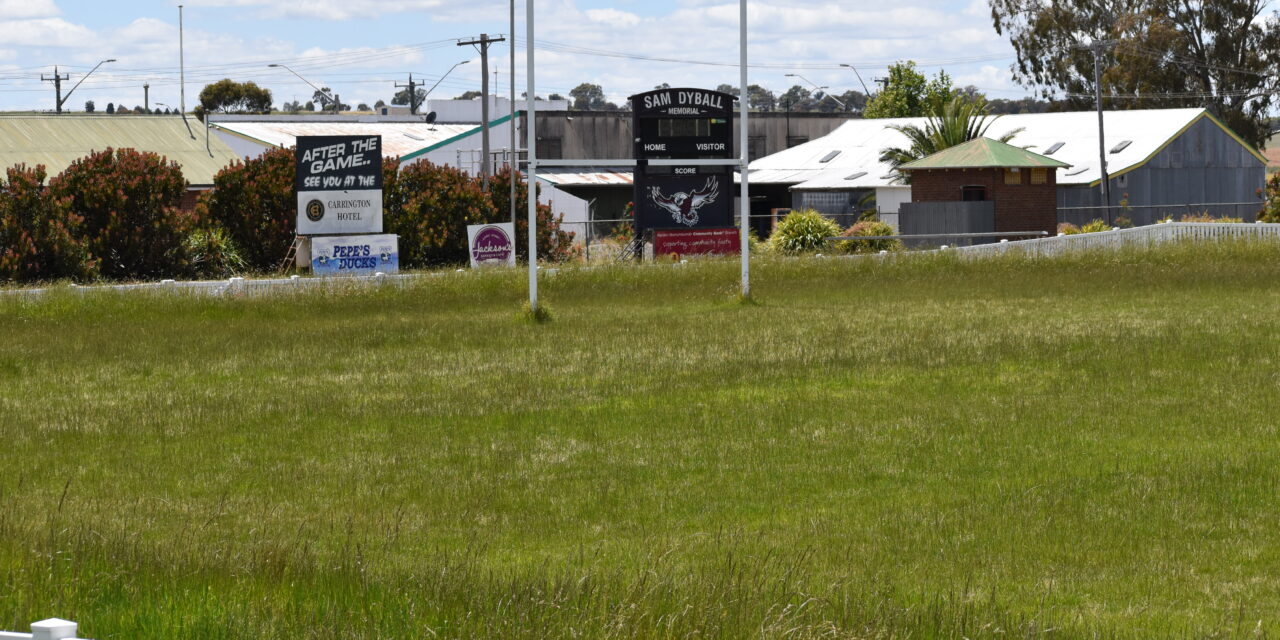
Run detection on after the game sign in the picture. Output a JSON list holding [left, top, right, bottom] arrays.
[[296, 136, 383, 235]]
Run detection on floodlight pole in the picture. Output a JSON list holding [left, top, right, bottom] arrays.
[[526, 0, 538, 311], [739, 0, 750, 298]]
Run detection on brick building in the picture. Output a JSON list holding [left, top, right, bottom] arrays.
[[898, 137, 1069, 237]]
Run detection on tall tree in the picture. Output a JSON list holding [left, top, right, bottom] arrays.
[[989, 0, 1280, 147], [196, 79, 273, 121], [392, 87, 426, 108], [863, 61, 957, 118], [879, 97, 1023, 181], [569, 82, 607, 110]]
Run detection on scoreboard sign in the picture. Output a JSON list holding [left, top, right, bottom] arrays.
[[630, 88, 735, 233], [295, 135, 383, 235]]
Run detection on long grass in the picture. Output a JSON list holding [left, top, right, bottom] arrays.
[[2, 242, 1280, 638]]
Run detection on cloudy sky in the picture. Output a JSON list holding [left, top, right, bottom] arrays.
[[0, 0, 1030, 113]]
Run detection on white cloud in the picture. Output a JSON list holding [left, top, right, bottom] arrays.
[[0, 18, 93, 47], [585, 8, 642, 28], [182, 0, 446, 20], [0, 0, 59, 19]]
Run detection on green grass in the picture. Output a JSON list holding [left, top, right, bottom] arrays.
[[3, 243, 1280, 638]]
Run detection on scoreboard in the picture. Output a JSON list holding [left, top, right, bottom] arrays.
[[630, 88, 735, 232]]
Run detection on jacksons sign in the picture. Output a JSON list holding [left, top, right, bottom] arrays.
[[295, 135, 384, 235]]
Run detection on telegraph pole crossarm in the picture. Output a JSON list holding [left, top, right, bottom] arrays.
[[395, 74, 419, 114], [458, 34, 506, 189]]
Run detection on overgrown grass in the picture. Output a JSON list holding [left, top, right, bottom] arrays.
[[3, 242, 1280, 638]]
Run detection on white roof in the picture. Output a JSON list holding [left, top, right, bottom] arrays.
[[750, 108, 1212, 190], [209, 121, 482, 160], [537, 171, 633, 187]]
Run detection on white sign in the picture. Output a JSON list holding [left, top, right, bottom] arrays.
[[310, 234, 399, 275], [296, 135, 383, 235], [467, 223, 517, 268]]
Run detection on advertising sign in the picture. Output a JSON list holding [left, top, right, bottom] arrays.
[[641, 174, 731, 230], [467, 222, 517, 268], [653, 228, 740, 257], [310, 234, 399, 275], [295, 135, 383, 235]]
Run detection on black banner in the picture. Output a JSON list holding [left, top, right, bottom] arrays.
[[295, 135, 383, 193], [637, 173, 732, 230]]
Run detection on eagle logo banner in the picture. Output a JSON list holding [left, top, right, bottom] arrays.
[[649, 178, 719, 227]]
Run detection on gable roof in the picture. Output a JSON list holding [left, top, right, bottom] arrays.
[[0, 115, 241, 186], [208, 115, 511, 162], [899, 136, 1070, 170], [748, 108, 1263, 191]]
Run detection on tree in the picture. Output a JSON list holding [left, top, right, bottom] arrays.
[[0, 164, 95, 282], [778, 85, 815, 112], [392, 86, 426, 109], [304, 101, 315, 112], [194, 147, 296, 272], [879, 97, 1023, 182], [569, 83, 607, 110], [196, 79, 273, 121], [374, 99, 386, 109], [989, 0, 1280, 147], [455, 90, 483, 100], [282, 100, 303, 113], [105, 103, 115, 114], [547, 93, 564, 101], [84, 100, 95, 113], [863, 61, 956, 118], [357, 103, 370, 111]]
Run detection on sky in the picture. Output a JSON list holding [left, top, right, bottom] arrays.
[[0, 0, 1033, 113]]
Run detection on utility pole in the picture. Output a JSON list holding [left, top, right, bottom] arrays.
[[1083, 40, 1115, 223], [395, 74, 420, 114], [144, 83, 150, 112], [458, 33, 506, 189], [509, 0, 518, 226], [41, 67, 68, 113]]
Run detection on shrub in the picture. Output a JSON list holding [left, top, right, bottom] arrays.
[[195, 147, 296, 272], [1057, 222, 1082, 235], [836, 220, 902, 254], [768, 209, 840, 255], [48, 148, 194, 280], [0, 165, 95, 283], [1180, 212, 1243, 223], [1079, 219, 1112, 233], [1260, 172, 1280, 222], [1113, 215, 1133, 228], [486, 166, 578, 263], [386, 161, 498, 268], [185, 227, 247, 279]]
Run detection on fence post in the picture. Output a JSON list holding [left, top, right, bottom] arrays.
[[30, 618, 77, 640]]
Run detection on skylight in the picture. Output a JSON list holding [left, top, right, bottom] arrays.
[[844, 171, 868, 180], [819, 150, 841, 163], [1045, 142, 1065, 155], [1110, 140, 1132, 154], [1065, 166, 1089, 176], [404, 133, 425, 141]]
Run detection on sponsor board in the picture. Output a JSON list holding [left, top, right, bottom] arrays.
[[310, 234, 399, 275], [467, 222, 517, 268], [296, 136, 383, 235], [653, 227, 740, 257]]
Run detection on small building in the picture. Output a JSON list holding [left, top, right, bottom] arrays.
[[0, 114, 243, 210], [897, 137, 1069, 238]]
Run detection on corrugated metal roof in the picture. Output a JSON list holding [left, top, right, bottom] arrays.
[[0, 115, 241, 186], [899, 136, 1071, 170], [537, 171, 633, 186], [209, 120, 487, 160], [753, 108, 1246, 190]]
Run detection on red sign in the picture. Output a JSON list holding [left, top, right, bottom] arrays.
[[653, 227, 740, 257]]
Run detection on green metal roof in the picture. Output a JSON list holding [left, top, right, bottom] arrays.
[[0, 115, 242, 186], [899, 137, 1071, 171]]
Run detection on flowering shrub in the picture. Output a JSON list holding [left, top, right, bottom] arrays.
[[47, 148, 194, 280], [836, 220, 902, 254], [0, 165, 95, 283], [486, 166, 578, 263], [768, 209, 840, 255], [1179, 212, 1243, 223], [1057, 222, 1081, 235], [195, 147, 296, 272], [1260, 172, 1280, 222]]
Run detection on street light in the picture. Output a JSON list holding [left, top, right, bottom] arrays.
[[60, 59, 115, 113], [422, 60, 471, 102], [785, 72, 846, 109], [838, 63, 873, 98], [268, 63, 339, 113], [155, 102, 171, 114]]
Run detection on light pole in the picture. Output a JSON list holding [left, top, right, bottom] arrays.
[[58, 59, 115, 113], [785, 72, 845, 109], [422, 60, 470, 101], [269, 63, 339, 113], [838, 63, 872, 99], [156, 102, 171, 114]]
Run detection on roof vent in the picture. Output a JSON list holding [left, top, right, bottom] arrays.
[[819, 150, 841, 163], [844, 171, 868, 180], [1045, 142, 1065, 155], [1109, 140, 1132, 154], [880, 173, 897, 180], [404, 133, 425, 141], [1065, 166, 1089, 176]]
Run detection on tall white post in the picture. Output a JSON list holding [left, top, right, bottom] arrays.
[[526, 0, 538, 311], [738, 0, 750, 298]]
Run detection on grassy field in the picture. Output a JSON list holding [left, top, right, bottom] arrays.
[[2, 243, 1280, 638]]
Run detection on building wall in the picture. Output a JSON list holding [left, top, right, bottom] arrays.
[[911, 167, 1058, 235], [517, 112, 852, 161], [1058, 116, 1265, 223]]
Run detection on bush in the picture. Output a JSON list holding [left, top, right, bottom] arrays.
[[386, 161, 498, 268], [1057, 222, 1082, 235], [195, 147, 296, 272], [1180, 212, 1243, 223], [185, 227, 247, 279], [1080, 219, 1112, 233], [768, 209, 840, 255], [0, 164, 95, 283], [48, 148, 194, 280], [836, 220, 902, 254], [487, 166, 578, 263], [1260, 172, 1280, 222]]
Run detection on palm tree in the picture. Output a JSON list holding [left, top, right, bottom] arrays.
[[879, 97, 1023, 183]]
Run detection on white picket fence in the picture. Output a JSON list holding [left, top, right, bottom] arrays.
[[946, 221, 1280, 258], [0, 618, 86, 640]]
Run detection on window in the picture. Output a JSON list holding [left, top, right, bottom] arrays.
[[786, 136, 809, 148], [819, 150, 841, 163], [1044, 142, 1065, 155], [1030, 168, 1048, 185], [748, 136, 767, 161], [962, 186, 987, 201], [657, 118, 711, 137], [1004, 168, 1022, 185], [536, 137, 562, 159]]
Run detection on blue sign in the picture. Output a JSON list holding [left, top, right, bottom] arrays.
[[310, 234, 399, 275]]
